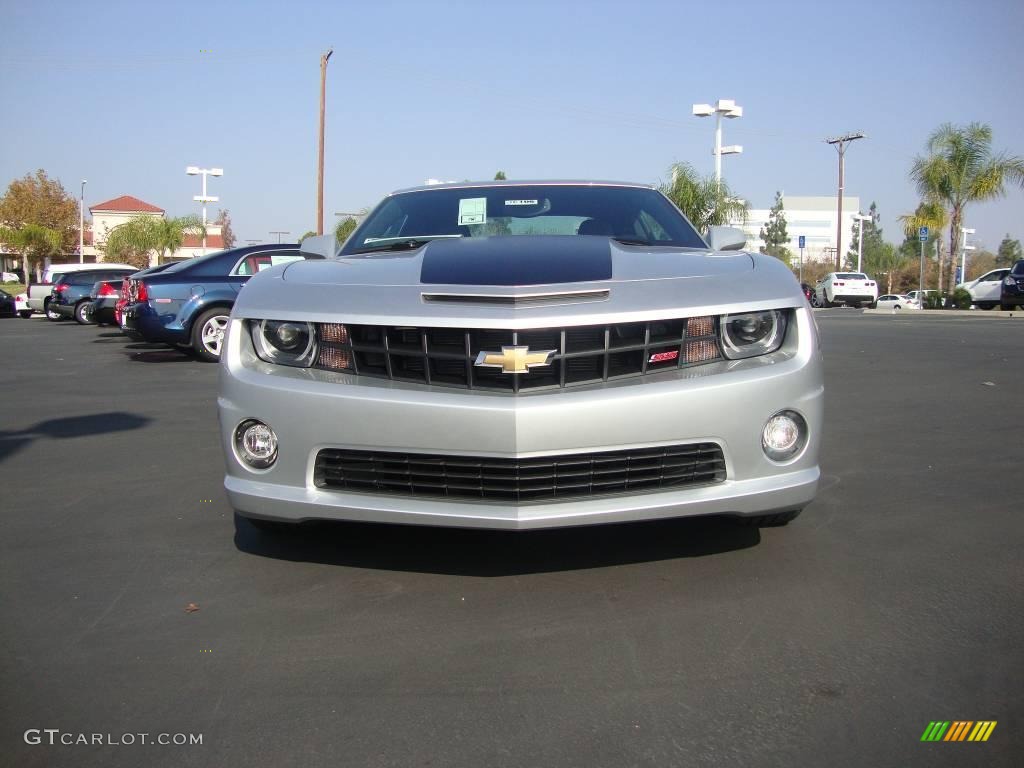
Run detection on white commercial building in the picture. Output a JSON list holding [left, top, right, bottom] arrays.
[[737, 195, 861, 264]]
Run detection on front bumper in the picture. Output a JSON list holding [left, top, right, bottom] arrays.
[[220, 309, 824, 530]]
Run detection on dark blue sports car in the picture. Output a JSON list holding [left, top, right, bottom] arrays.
[[121, 244, 316, 361]]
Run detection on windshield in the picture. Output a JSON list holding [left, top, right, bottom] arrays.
[[341, 184, 707, 254]]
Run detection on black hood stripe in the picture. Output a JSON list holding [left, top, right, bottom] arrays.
[[420, 236, 612, 286]]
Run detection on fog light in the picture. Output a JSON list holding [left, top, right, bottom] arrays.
[[762, 410, 807, 462], [235, 420, 278, 469]]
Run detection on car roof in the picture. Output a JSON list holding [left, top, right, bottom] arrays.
[[388, 180, 655, 196]]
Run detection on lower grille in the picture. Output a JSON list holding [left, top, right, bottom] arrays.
[[314, 443, 726, 502]]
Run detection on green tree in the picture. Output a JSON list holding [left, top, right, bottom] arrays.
[[909, 122, 1024, 292], [334, 217, 357, 244], [898, 201, 947, 290], [872, 242, 909, 294], [493, 171, 507, 181], [214, 209, 236, 248], [0, 224, 62, 284], [0, 170, 79, 277], [759, 191, 791, 264], [846, 202, 887, 273], [298, 230, 316, 243], [103, 214, 205, 268], [996, 234, 1022, 267], [661, 162, 748, 234]]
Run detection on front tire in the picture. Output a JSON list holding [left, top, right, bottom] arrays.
[[190, 307, 232, 362], [74, 301, 93, 325]]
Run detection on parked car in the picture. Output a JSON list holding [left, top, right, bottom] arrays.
[[49, 267, 136, 324], [814, 272, 878, 308], [113, 263, 177, 327], [221, 180, 823, 534], [86, 279, 124, 326], [1001, 259, 1024, 310], [122, 244, 317, 361], [904, 289, 937, 308], [875, 294, 917, 310], [956, 268, 1010, 310], [22, 262, 136, 319], [0, 288, 16, 317]]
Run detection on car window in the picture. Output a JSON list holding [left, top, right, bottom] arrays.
[[342, 184, 707, 253], [1011, 261, 1024, 276], [232, 251, 306, 276]]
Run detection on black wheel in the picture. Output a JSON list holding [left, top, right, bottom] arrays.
[[735, 509, 802, 527], [74, 301, 93, 325], [893, 305, 902, 310], [1001, 304, 1016, 311], [981, 303, 995, 310], [18, 310, 32, 319], [823, 296, 833, 308], [44, 300, 63, 321], [868, 301, 877, 309], [190, 307, 232, 362]]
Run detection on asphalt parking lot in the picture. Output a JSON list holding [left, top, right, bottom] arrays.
[[1, 311, 1021, 767]]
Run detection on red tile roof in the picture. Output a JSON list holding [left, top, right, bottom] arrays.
[[90, 195, 164, 214], [181, 234, 225, 249]]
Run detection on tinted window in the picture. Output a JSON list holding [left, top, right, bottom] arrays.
[[1012, 261, 1024, 276], [232, 251, 308, 276], [342, 185, 706, 254], [836, 273, 867, 280]]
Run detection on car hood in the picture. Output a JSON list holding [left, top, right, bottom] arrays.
[[237, 236, 803, 327]]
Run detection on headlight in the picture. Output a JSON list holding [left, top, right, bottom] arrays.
[[250, 320, 318, 367], [1004, 275, 1017, 286], [719, 310, 787, 359]]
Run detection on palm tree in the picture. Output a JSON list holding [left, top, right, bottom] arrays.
[[104, 214, 206, 268], [152, 215, 205, 263], [898, 200, 948, 291], [0, 223, 62, 283], [660, 162, 748, 234], [909, 123, 1024, 292]]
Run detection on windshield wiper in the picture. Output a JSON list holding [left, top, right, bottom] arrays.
[[612, 236, 653, 246], [353, 234, 461, 253]]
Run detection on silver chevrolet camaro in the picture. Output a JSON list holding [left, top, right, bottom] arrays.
[[219, 181, 823, 532]]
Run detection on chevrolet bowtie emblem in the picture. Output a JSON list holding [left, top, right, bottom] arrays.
[[474, 345, 556, 374]]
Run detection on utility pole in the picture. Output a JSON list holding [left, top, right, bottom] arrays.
[[79, 180, 87, 263], [316, 48, 333, 236], [825, 132, 865, 270]]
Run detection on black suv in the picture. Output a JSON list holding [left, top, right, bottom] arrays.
[[50, 268, 136, 324], [1001, 259, 1024, 311]]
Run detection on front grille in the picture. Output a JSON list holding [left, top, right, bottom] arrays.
[[314, 443, 726, 502], [316, 317, 721, 392]]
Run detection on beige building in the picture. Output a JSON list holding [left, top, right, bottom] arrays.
[[738, 195, 861, 264], [88, 195, 223, 265]]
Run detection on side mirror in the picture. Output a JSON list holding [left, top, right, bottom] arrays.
[[706, 226, 748, 251]]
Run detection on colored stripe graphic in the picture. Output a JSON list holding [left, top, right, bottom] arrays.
[[921, 721, 950, 741], [921, 721, 996, 742]]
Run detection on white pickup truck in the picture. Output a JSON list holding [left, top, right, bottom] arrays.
[[16, 262, 136, 319]]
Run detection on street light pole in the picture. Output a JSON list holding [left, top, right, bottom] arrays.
[[960, 227, 976, 284], [825, 132, 865, 271], [692, 99, 743, 185], [853, 213, 871, 273], [316, 48, 334, 236], [79, 180, 86, 263], [186, 166, 223, 257]]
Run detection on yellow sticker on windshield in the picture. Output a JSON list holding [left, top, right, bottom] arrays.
[[458, 197, 487, 226]]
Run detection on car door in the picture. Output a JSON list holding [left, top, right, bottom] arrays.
[[973, 270, 1009, 302]]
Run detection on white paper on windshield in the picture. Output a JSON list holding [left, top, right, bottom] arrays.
[[458, 197, 487, 225], [505, 199, 538, 206]]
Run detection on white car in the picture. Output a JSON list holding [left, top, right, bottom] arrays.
[[875, 294, 917, 310], [904, 289, 937, 308], [956, 269, 1010, 310], [814, 272, 878, 308]]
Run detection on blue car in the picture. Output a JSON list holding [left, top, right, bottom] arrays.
[[122, 244, 315, 361]]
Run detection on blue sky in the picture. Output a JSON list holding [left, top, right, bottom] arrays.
[[2, 0, 1023, 252]]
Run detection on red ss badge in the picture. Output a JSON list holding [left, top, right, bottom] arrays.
[[648, 350, 679, 364]]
